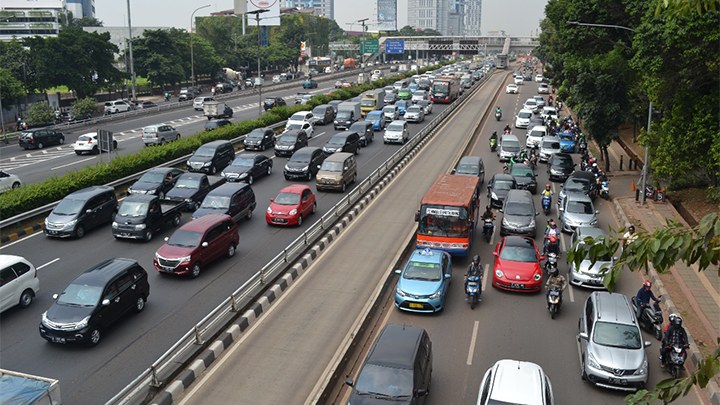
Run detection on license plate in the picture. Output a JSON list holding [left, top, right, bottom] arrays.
[[468, 282, 478, 287], [51, 336, 66, 344], [324, 180, 332, 184], [608, 377, 627, 385], [121, 233, 131, 237], [47, 230, 57, 235], [409, 303, 423, 309], [511, 283, 523, 288]]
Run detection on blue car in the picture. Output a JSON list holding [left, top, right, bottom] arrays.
[[396, 100, 408, 116], [557, 131, 576, 153], [394, 248, 452, 313], [365, 110, 386, 130]]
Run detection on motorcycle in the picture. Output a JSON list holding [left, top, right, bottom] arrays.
[[547, 286, 563, 319], [666, 344, 687, 379], [544, 252, 558, 274], [503, 128, 511, 135], [542, 195, 552, 215], [600, 181, 610, 200], [578, 142, 587, 155], [466, 276, 481, 310], [489, 138, 497, 152], [483, 218, 494, 242], [165, 93, 171, 102], [495, 111, 502, 121], [631, 296, 664, 340]]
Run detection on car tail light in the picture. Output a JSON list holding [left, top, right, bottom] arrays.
[[155, 132, 158, 138]]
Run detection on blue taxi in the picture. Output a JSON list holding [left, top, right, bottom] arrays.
[[557, 131, 576, 153], [396, 100, 408, 116], [365, 110, 386, 131], [394, 248, 452, 313]]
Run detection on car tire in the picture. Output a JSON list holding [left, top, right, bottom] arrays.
[[172, 214, 181, 227], [134, 296, 146, 313], [247, 174, 254, 185], [19, 289, 34, 308], [267, 165, 272, 176], [58, 137, 65, 145], [75, 151, 82, 155], [190, 262, 201, 278], [75, 225, 85, 239], [312, 202, 317, 214], [297, 215, 303, 226], [144, 229, 152, 242], [227, 243, 236, 258], [92, 146, 99, 155], [341, 182, 346, 192], [209, 165, 217, 175], [260, 143, 266, 151], [158, 191, 166, 200], [12, 182, 21, 189], [246, 209, 253, 221], [581, 358, 588, 381], [87, 327, 101, 347], [37, 142, 44, 149]]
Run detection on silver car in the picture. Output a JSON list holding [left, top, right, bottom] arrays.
[[416, 100, 433, 115], [141, 124, 181, 146], [404, 106, 425, 123], [497, 134, 521, 162], [568, 227, 617, 289], [578, 292, 651, 391], [538, 136, 561, 162], [477, 359, 554, 405], [559, 193, 598, 233]]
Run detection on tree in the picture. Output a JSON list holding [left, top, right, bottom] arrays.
[[70, 16, 104, 27], [25, 102, 54, 126], [71, 97, 98, 118], [0, 40, 36, 93], [568, 212, 720, 404], [0, 69, 25, 110], [132, 29, 186, 88]]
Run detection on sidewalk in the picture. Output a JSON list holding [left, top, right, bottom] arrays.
[[613, 196, 720, 405]]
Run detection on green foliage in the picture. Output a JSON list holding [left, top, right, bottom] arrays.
[[0, 40, 36, 93], [0, 68, 25, 108], [71, 97, 99, 117], [131, 29, 188, 87], [69, 16, 104, 27], [24, 102, 54, 126], [656, 0, 720, 18]]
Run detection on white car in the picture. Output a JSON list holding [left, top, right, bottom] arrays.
[[287, 111, 316, 127], [411, 90, 428, 103], [523, 99, 539, 114], [515, 109, 533, 129], [404, 106, 425, 123], [73, 132, 118, 155], [0, 255, 40, 313], [514, 76, 524, 85], [382, 105, 400, 121], [541, 106, 559, 121], [193, 97, 215, 111], [526, 126, 546, 149], [505, 84, 519, 94], [282, 121, 314, 138], [384, 120, 409, 144], [535, 74, 544, 83], [103, 100, 132, 114], [538, 84, 550, 94], [0, 170, 22, 193], [477, 359, 554, 405]]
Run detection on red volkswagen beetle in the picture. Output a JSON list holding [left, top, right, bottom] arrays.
[[266, 184, 317, 226], [492, 236, 544, 292]]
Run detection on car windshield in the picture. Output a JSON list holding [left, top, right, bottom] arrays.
[[456, 163, 479, 174], [57, 284, 103, 307], [264, 98, 277, 103], [403, 261, 442, 281], [274, 192, 301, 205], [511, 167, 534, 178], [558, 133, 574, 141], [499, 244, 537, 262], [78, 135, 94, 142], [360, 99, 374, 107], [529, 130, 545, 138], [117, 201, 149, 217], [413, 91, 425, 96], [518, 111, 532, 118], [320, 161, 343, 172], [200, 195, 230, 209], [593, 321, 642, 349], [542, 141, 560, 149], [397, 101, 407, 107], [205, 122, 219, 129], [327, 137, 346, 146], [194, 146, 216, 157], [230, 157, 254, 168], [246, 130, 265, 140], [167, 229, 203, 248], [494, 180, 515, 190], [393, 81, 404, 87], [53, 199, 84, 216], [525, 101, 537, 106], [544, 108, 556, 115], [407, 106, 421, 113], [553, 155, 574, 167], [418, 101, 429, 107], [337, 111, 351, 119], [383, 107, 395, 114], [567, 200, 594, 214], [138, 172, 166, 183], [278, 134, 298, 143], [504, 202, 533, 216], [387, 123, 404, 132], [566, 178, 591, 192], [286, 123, 303, 130], [290, 113, 307, 121], [432, 82, 449, 92], [503, 140, 520, 151], [175, 178, 200, 189], [289, 153, 311, 163], [366, 112, 381, 120], [354, 364, 413, 398]]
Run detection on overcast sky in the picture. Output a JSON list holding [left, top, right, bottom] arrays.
[[97, 0, 547, 36]]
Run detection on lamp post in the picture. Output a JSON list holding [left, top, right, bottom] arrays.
[[126, 0, 137, 102], [190, 4, 211, 90], [245, 9, 269, 118]]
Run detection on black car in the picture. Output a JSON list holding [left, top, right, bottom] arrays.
[[509, 163, 538, 194], [274, 129, 308, 158], [323, 132, 360, 155], [39, 258, 150, 347], [192, 182, 256, 223], [499, 189, 539, 237], [283, 147, 326, 181], [44, 186, 118, 239], [135, 101, 157, 109], [187, 140, 235, 174], [264, 96, 287, 111], [558, 171, 597, 206], [523, 72, 533, 81], [243, 127, 276, 151], [487, 174, 518, 208], [19, 129, 65, 150], [348, 121, 374, 146], [222, 154, 272, 185], [179, 89, 200, 101], [547, 153, 576, 181], [128, 168, 185, 199], [166, 172, 214, 210], [453, 156, 485, 184], [204, 119, 232, 131], [418, 79, 431, 91]]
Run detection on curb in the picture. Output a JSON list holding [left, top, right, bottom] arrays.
[[0, 223, 43, 245], [611, 197, 720, 405]]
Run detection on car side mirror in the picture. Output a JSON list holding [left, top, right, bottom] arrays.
[[444, 273, 451, 279], [414, 211, 420, 222], [613, 256, 619, 261], [270, 198, 274, 202], [164, 237, 169, 241], [559, 207, 564, 212], [52, 293, 59, 300], [451, 169, 456, 174], [86, 208, 93, 214], [394, 269, 402, 274], [498, 208, 503, 213], [417, 389, 428, 397], [578, 332, 589, 340], [595, 210, 600, 214], [102, 299, 111, 306], [344, 378, 354, 387], [644, 341, 652, 348], [201, 242, 209, 248], [540, 255, 546, 260]]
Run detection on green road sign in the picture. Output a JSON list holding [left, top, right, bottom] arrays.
[[360, 40, 379, 54]]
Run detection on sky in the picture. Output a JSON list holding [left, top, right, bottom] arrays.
[[97, 0, 548, 36]]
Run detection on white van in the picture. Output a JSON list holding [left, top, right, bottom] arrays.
[[0, 255, 40, 313]]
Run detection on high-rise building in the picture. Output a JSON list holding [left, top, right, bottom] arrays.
[[0, 0, 66, 41], [463, 0, 482, 36], [407, 0, 449, 35], [283, 0, 334, 20], [66, 0, 96, 19]]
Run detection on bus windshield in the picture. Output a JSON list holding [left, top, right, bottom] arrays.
[[432, 82, 450, 94], [418, 204, 470, 238]]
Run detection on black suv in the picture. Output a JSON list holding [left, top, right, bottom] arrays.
[[44, 186, 118, 238], [187, 140, 235, 174], [204, 119, 232, 131], [547, 153, 576, 181], [283, 147, 326, 181], [243, 127, 276, 151], [19, 129, 65, 149], [128, 168, 185, 200], [264, 96, 287, 110], [323, 132, 360, 155], [348, 121, 374, 146], [39, 258, 150, 347], [274, 129, 308, 158], [222, 154, 272, 184]]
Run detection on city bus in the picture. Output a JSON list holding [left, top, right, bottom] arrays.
[[430, 76, 461, 103], [415, 174, 481, 256]]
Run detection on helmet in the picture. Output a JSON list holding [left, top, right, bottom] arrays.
[[643, 280, 652, 289], [549, 221, 557, 228], [549, 267, 559, 277], [593, 163, 598, 168], [545, 184, 551, 190], [472, 255, 480, 263], [589, 158, 595, 164], [549, 236, 558, 243], [670, 314, 683, 327], [629, 225, 636, 232]]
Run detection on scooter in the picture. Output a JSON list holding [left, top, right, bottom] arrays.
[[600, 181, 610, 200], [542, 195, 552, 215], [489, 137, 497, 152], [544, 252, 558, 274], [578, 142, 588, 155], [547, 286, 563, 319], [503, 128, 511, 135], [483, 218, 494, 243], [631, 296, 664, 340], [495, 111, 502, 121], [665, 344, 687, 379], [466, 276, 481, 310]]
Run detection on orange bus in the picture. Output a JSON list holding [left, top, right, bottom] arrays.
[[431, 76, 460, 103], [415, 174, 480, 256]]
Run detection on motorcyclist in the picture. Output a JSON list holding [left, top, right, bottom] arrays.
[[635, 280, 661, 320], [465, 255, 484, 299], [623, 225, 638, 255], [489, 131, 498, 148], [503, 124, 511, 134], [546, 235, 561, 257], [164, 91, 170, 101], [660, 314, 689, 368], [543, 220, 560, 254], [545, 267, 566, 306], [541, 184, 553, 206], [518, 148, 530, 162], [481, 206, 495, 221], [495, 105, 502, 114]]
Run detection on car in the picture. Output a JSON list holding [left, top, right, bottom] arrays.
[[0, 170, 22, 193], [533, 95, 546, 108], [557, 131, 577, 153], [104, 100, 132, 114], [204, 119, 232, 132], [191, 182, 256, 222], [274, 129, 308, 157], [134, 100, 157, 109], [558, 171, 597, 206], [193, 97, 215, 111], [73, 131, 118, 155], [18, 129, 65, 150], [559, 193, 599, 233], [302, 79, 318, 89], [243, 127, 276, 151], [453, 155, 485, 184], [509, 163, 538, 194], [383, 93, 398, 104], [535, 74, 544, 82], [568, 227, 617, 289], [187, 140, 235, 174], [539, 136, 562, 163], [497, 134, 521, 162], [287, 111, 315, 128], [282, 121, 314, 139], [348, 121, 374, 146], [397, 88, 412, 101], [514, 76, 524, 85], [323, 132, 360, 155], [477, 359, 554, 405], [394, 248, 452, 313], [384, 120, 409, 144], [341, 80, 355, 88], [295, 92, 310, 104], [411, 90, 428, 103], [154, 214, 239, 278], [382, 105, 400, 121], [284, 146, 326, 181], [312, 105, 336, 125], [500, 189, 538, 237], [515, 109, 533, 128], [141, 124, 181, 146], [316, 152, 357, 192], [523, 72, 533, 81], [222, 154, 272, 184], [128, 168, 184, 199], [0, 255, 40, 313], [396, 100, 409, 115], [334, 79, 343, 89], [526, 126, 546, 149], [523, 98, 539, 113], [541, 106, 559, 121], [416, 99, 433, 115], [266, 184, 316, 226], [418, 79, 431, 91], [547, 152, 575, 181], [404, 105, 425, 123], [538, 83, 550, 94], [263, 96, 287, 110], [578, 291, 651, 391], [364, 110, 386, 131], [345, 324, 432, 404], [165, 172, 214, 211], [299, 94, 313, 105], [39, 258, 149, 346], [492, 236, 544, 292], [178, 89, 200, 101], [506, 83, 520, 94], [44, 186, 118, 238]]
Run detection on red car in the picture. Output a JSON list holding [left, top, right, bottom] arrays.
[[154, 214, 239, 278], [492, 236, 544, 292], [266, 184, 316, 226]]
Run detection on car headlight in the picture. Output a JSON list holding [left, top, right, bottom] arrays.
[[301, 166, 309, 171], [203, 162, 212, 167], [534, 273, 542, 281], [239, 173, 248, 178], [495, 269, 504, 278], [41, 311, 50, 327], [633, 359, 648, 375], [127, 187, 134, 194], [76, 315, 90, 330], [221, 171, 226, 176], [429, 290, 443, 300], [64, 219, 78, 229], [178, 255, 192, 263], [185, 198, 194, 203], [267, 207, 272, 214], [289, 209, 298, 216], [186, 161, 191, 166], [112, 222, 118, 228], [588, 352, 600, 369], [502, 217, 510, 227], [396, 286, 408, 297], [529, 219, 535, 228], [135, 224, 146, 230], [491, 192, 498, 200], [591, 218, 598, 225]]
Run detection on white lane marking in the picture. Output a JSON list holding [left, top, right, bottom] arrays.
[[51, 155, 97, 170], [569, 284, 575, 303], [37, 258, 59, 270], [466, 321, 480, 365], [314, 131, 326, 138], [482, 263, 489, 291]]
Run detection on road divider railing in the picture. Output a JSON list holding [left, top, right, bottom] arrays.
[[105, 65, 494, 405]]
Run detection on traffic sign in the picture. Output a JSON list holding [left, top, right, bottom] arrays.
[[360, 40, 379, 54], [385, 40, 404, 54]]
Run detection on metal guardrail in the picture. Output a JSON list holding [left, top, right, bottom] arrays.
[[105, 66, 493, 405]]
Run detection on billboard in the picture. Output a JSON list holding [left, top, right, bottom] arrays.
[[377, 0, 397, 31], [247, 0, 281, 26], [385, 40, 404, 54]]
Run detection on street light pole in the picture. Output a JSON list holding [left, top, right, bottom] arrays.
[[352, 18, 369, 81], [190, 4, 211, 91], [245, 9, 269, 118], [126, 0, 137, 102]]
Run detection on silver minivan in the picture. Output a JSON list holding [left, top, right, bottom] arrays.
[[559, 193, 599, 233], [497, 134, 521, 162], [538, 136, 561, 163], [142, 124, 181, 146], [384, 120, 409, 144], [578, 292, 651, 391]]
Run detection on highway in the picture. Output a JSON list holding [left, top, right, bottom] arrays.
[[0, 67, 456, 405]]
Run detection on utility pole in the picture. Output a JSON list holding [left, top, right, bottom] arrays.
[[640, 101, 652, 205], [126, 0, 136, 102], [246, 9, 269, 118], [190, 4, 211, 91], [356, 18, 369, 80]]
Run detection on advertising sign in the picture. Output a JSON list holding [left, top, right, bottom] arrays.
[[385, 39, 404, 54], [377, 0, 397, 31], [247, 0, 280, 26]]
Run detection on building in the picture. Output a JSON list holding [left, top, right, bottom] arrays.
[[408, 0, 481, 36], [66, 0, 95, 19], [0, 0, 67, 41], [463, 0, 482, 36], [283, 0, 333, 19]]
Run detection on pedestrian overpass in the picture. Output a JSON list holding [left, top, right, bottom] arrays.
[[330, 36, 538, 56]]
